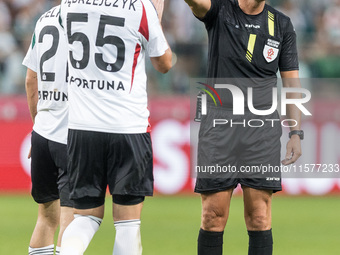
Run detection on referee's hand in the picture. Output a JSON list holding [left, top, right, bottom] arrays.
[[281, 136, 302, 165]]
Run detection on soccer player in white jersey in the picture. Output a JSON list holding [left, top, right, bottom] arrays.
[[59, 0, 172, 254], [23, 5, 74, 255]]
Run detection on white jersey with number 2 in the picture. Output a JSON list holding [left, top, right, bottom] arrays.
[[60, 0, 169, 133], [23, 5, 69, 144]]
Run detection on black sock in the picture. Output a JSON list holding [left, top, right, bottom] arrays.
[[248, 229, 273, 255], [197, 228, 224, 255]]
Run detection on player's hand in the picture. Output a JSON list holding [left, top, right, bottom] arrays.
[[28, 146, 32, 159], [281, 135, 302, 165], [151, 0, 165, 22]]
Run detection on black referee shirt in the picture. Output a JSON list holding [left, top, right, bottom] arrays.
[[198, 0, 299, 108]]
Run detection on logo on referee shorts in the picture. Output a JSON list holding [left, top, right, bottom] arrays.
[[263, 39, 280, 63]]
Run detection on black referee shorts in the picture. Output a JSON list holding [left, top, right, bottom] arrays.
[[30, 131, 73, 207], [195, 105, 282, 193], [67, 130, 153, 209]]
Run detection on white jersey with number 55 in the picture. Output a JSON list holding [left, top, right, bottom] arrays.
[[60, 0, 169, 133], [23, 5, 69, 144]]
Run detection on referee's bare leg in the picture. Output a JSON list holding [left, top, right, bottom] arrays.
[[243, 186, 273, 255], [198, 189, 233, 255]]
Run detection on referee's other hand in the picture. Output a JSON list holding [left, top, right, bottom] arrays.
[[281, 135, 302, 165]]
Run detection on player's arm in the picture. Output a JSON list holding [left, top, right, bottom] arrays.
[[149, 0, 172, 73], [25, 68, 38, 159], [281, 70, 302, 165], [152, 0, 165, 22], [25, 68, 38, 123], [184, 0, 211, 19], [150, 49, 172, 74]]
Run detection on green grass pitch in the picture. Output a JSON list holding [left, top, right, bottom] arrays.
[[0, 194, 339, 254]]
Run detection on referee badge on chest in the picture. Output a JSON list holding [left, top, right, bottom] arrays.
[[263, 39, 280, 63]]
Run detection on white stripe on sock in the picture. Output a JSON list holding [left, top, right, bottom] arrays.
[[28, 245, 54, 255], [55, 246, 60, 255]]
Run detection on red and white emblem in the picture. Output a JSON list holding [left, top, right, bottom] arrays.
[[263, 45, 279, 63]]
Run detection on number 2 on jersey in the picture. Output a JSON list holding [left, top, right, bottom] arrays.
[[67, 13, 126, 72], [39, 26, 59, 82]]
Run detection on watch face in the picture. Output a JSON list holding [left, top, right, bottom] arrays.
[[299, 131, 304, 139]]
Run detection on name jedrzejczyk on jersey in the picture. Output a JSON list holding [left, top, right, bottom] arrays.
[[63, 0, 139, 10]]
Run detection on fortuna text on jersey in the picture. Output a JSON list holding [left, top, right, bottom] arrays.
[[39, 90, 68, 102], [69, 76, 125, 91]]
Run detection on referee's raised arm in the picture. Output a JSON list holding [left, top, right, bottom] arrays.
[[184, 0, 211, 18]]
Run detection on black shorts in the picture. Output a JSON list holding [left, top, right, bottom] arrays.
[[31, 131, 73, 207], [195, 105, 282, 193], [67, 130, 153, 208]]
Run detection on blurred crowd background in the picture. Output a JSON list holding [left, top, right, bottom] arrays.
[[0, 0, 340, 95]]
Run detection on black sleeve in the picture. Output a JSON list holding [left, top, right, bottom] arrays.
[[279, 18, 299, 72], [196, 0, 221, 29]]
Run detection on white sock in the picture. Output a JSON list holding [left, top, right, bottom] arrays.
[[60, 214, 102, 255], [29, 244, 54, 255], [55, 246, 60, 255], [113, 220, 142, 255]]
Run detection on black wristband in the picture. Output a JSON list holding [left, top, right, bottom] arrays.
[[289, 130, 304, 140]]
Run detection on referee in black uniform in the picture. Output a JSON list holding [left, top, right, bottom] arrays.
[[184, 0, 303, 254]]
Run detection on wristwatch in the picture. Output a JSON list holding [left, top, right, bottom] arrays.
[[289, 130, 304, 140]]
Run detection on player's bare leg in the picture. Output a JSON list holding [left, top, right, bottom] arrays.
[[60, 206, 104, 255], [243, 186, 273, 255], [112, 202, 144, 255], [113, 201, 143, 221], [55, 206, 74, 254], [29, 200, 60, 254], [73, 206, 105, 219], [198, 189, 233, 255]]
